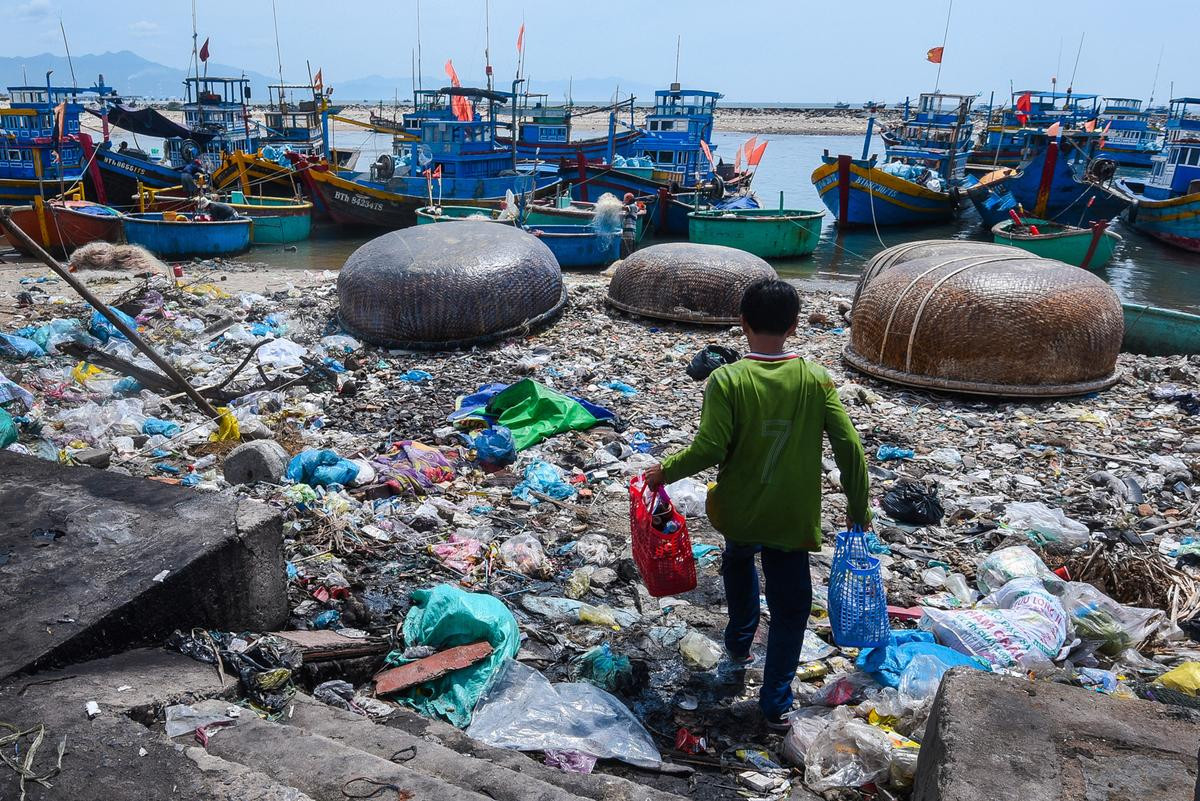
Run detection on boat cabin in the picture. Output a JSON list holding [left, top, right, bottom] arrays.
[[637, 85, 721, 185], [1099, 96, 1162, 155], [261, 82, 330, 154], [885, 93, 975, 183], [165, 76, 258, 171], [1145, 97, 1200, 199], [513, 93, 571, 146], [403, 89, 456, 134], [0, 81, 101, 185]]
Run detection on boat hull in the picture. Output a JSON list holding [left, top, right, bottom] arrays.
[[2, 201, 124, 256], [688, 208, 824, 259], [138, 194, 312, 244], [1122, 303, 1200, 355], [87, 144, 182, 209], [1098, 143, 1157, 169], [501, 130, 643, 161], [523, 223, 621, 268], [414, 205, 516, 225], [211, 151, 308, 199], [300, 167, 560, 230], [1006, 142, 1131, 226], [991, 218, 1121, 269], [122, 213, 252, 258], [811, 155, 955, 226], [1123, 192, 1200, 253]]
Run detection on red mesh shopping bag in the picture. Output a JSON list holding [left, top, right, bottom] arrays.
[[629, 474, 696, 597]]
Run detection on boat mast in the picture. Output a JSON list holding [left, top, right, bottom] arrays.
[[59, 18, 77, 88], [484, 0, 493, 93], [271, 0, 285, 108], [932, 0, 952, 93], [416, 0, 423, 92], [674, 36, 681, 84], [1147, 45, 1164, 108]]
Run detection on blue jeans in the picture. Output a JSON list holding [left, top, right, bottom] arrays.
[[721, 541, 812, 718]]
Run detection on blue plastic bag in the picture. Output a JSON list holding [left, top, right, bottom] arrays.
[[399, 369, 433, 383], [0, 408, 17, 449], [876, 444, 915, 461], [143, 418, 182, 438], [512, 460, 576, 504], [286, 449, 360, 487], [855, 630, 987, 687], [0, 332, 45, 360], [601, 380, 638, 397], [89, 307, 139, 343], [472, 426, 516, 469]]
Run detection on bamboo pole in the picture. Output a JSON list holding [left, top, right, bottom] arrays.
[[0, 206, 222, 421]]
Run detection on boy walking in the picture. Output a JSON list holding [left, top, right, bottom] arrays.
[[645, 279, 871, 728]]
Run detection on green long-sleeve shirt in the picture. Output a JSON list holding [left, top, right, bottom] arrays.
[[660, 355, 871, 551]]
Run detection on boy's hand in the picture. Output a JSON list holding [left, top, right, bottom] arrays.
[[645, 464, 665, 490]]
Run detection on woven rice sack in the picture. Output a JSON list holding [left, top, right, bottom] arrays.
[[607, 243, 777, 325], [338, 223, 566, 349]]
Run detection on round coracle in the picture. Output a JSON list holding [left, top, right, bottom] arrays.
[[607, 243, 778, 324], [846, 248, 1124, 397], [854, 239, 1024, 303], [337, 223, 566, 349]]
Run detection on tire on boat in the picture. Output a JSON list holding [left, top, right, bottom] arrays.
[[337, 223, 566, 349], [846, 244, 1124, 398], [606, 242, 778, 325]]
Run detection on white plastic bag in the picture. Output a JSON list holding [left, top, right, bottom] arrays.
[[804, 708, 893, 790], [782, 707, 834, 767], [665, 478, 708, 517], [256, 338, 308, 369], [1061, 581, 1163, 657], [975, 545, 1061, 595], [499, 533, 552, 578], [1003, 501, 1090, 552], [466, 659, 660, 768], [922, 577, 1069, 670]]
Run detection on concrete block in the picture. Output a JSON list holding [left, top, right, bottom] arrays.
[[0, 451, 286, 678], [223, 439, 289, 485], [913, 668, 1200, 801]]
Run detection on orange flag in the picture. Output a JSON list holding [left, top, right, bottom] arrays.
[[444, 59, 473, 122], [734, 145, 743, 173], [748, 140, 768, 167], [1083, 118, 1096, 132], [313, 69, 323, 93], [1099, 120, 1112, 147], [1046, 121, 1062, 138], [699, 140, 716, 171], [926, 46, 944, 64], [516, 23, 525, 53]]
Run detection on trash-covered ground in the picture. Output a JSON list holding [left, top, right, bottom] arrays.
[[4, 258, 1200, 799]]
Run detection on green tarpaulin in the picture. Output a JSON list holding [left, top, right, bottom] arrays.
[[487, 379, 602, 451]]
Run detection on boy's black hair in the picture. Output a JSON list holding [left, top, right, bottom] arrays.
[[739, 279, 800, 335]]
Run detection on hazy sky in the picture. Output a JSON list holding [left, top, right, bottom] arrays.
[[1, 0, 1191, 102]]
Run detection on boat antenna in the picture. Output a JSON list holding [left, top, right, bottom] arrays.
[[271, 0, 285, 106], [58, 17, 77, 88], [1053, 36, 1062, 95], [1067, 32, 1085, 94], [415, 0, 423, 91], [1147, 44, 1164, 106], [484, 0, 492, 92], [932, 0, 952, 93], [411, 50, 416, 98], [674, 35, 681, 84]]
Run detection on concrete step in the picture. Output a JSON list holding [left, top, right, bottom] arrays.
[[192, 699, 494, 801], [284, 693, 689, 801], [0, 451, 286, 679]]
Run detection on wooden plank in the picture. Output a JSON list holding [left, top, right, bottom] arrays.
[[374, 642, 494, 696], [270, 630, 389, 662]]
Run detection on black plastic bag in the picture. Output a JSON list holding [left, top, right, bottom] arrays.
[[881, 479, 944, 525], [686, 345, 741, 381]]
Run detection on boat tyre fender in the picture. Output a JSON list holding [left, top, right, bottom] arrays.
[[1088, 158, 1117, 183], [181, 140, 201, 162], [705, 175, 725, 202], [374, 154, 395, 181]]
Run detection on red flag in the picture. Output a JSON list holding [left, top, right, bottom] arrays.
[[734, 145, 744, 173], [1015, 91, 1032, 126], [1098, 120, 1112, 147], [748, 140, 768, 167], [199, 37, 210, 63], [698, 140, 716, 171], [926, 46, 944, 64], [516, 23, 525, 53], [313, 69, 323, 94], [1046, 121, 1062, 138], [1083, 118, 1096, 132], [444, 59, 473, 122]]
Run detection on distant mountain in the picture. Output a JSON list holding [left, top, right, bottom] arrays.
[[0, 51, 666, 104], [0, 50, 277, 100]]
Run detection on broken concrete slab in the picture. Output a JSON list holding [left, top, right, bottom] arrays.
[[913, 668, 1200, 801], [223, 439, 289, 485], [374, 642, 494, 695], [0, 452, 286, 678]]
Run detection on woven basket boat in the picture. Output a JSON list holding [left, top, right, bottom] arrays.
[[606, 243, 778, 325], [338, 223, 566, 350], [846, 241, 1124, 397]]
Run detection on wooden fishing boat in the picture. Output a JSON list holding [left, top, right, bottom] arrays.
[[414, 205, 517, 225], [991, 216, 1121, 268], [134, 188, 312, 244], [122, 212, 251, 258], [1122, 303, 1200, 355], [2, 199, 123, 256], [525, 196, 646, 238], [1001, 131, 1130, 226], [1118, 97, 1200, 252], [524, 223, 620, 268], [688, 206, 824, 259]]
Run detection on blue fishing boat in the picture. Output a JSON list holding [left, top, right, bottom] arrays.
[[525, 223, 621, 268], [1000, 130, 1130, 225], [968, 90, 1100, 168], [811, 93, 974, 226], [297, 84, 560, 229], [498, 93, 643, 163], [0, 78, 113, 205], [122, 212, 252, 258], [1098, 97, 1163, 168], [1118, 97, 1200, 252], [569, 85, 749, 212], [87, 76, 260, 208]]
